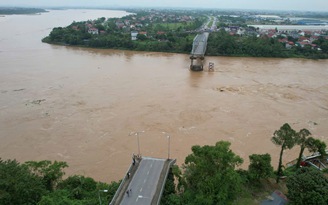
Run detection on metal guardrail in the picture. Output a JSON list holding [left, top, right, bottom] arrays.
[[156, 159, 177, 205], [108, 155, 143, 205], [108, 163, 133, 205]]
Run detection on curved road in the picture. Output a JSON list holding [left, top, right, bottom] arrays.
[[120, 157, 165, 205]]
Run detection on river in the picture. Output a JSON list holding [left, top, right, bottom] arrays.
[[1, 9, 327, 182]]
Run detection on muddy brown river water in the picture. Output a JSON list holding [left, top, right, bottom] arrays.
[[0, 10, 327, 182]]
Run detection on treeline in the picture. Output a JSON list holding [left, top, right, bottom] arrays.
[[43, 25, 328, 59], [0, 7, 47, 15], [42, 23, 194, 54], [160, 123, 328, 205], [2, 123, 327, 204], [207, 30, 328, 59], [0, 160, 119, 205]]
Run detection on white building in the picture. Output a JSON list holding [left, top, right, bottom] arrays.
[[131, 31, 138, 41], [88, 28, 99, 35]]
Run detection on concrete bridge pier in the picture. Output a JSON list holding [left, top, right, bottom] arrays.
[[190, 56, 204, 71]]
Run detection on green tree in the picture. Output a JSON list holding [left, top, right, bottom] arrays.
[[271, 123, 297, 183], [58, 175, 97, 200], [0, 159, 46, 205], [286, 167, 328, 205], [160, 168, 181, 205], [295, 129, 312, 169], [137, 33, 147, 41], [248, 153, 274, 181], [308, 138, 327, 156], [24, 160, 68, 191], [37, 189, 83, 205], [181, 141, 243, 205]]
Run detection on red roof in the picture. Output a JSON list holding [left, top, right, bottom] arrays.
[[300, 41, 309, 45], [278, 38, 288, 43], [299, 36, 308, 41], [268, 34, 275, 38]]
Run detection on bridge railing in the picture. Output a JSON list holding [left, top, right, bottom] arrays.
[[108, 164, 132, 205], [156, 159, 177, 205], [109, 156, 141, 205]]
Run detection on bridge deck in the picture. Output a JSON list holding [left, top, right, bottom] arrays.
[[109, 157, 175, 205], [191, 32, 209, 56], [120, 158, 164, 205]]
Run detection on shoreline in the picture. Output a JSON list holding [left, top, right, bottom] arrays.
[[42, 41, 328, 60]]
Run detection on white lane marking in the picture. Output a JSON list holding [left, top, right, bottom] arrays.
[[147, 171, 150, 175], [136, 197, 139, 202], [150, 163, 153, 168], [144, 179, 147, 183], [142, 157, 165, 161], [140, 188, 142, 192]]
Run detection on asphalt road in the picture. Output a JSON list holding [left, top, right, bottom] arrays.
[[120, 157, 165, 205], [192, 33, 209, 56]]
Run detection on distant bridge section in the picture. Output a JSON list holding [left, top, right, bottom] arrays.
[[191, 32, 209, 57], [190, 32, 209, 71]]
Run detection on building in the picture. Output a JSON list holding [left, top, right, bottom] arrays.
[[88, 28, 99, 35], [131, 31, 138, 41]]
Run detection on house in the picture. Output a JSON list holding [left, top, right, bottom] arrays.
[[88, 27, 99, 35], [298, 36, 308, 42], [267, 33, 277, 38], [298, 41, 309, 47], [139, 31, 147, 36], [237, 28, 245, 36], [115, 22, 125, 29], [124, 20, 130, 26], [130, 25, 136, 29], [286, 41, 294, 49], [310, 35, 319, 42], [278, 38, 288, 43], [131, 31, 138, 41]]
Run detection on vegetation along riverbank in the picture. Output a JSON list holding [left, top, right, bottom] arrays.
[[1, 123, 327, 205], [42, 9, 328, 59]]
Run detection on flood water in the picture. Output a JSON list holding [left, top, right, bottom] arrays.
[[1, 10, 328, 182]]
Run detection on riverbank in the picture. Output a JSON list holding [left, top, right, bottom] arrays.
[[0, 7, 47, 15], [42, 9, 328, 59]]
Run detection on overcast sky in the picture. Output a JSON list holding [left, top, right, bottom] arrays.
[[0, 0, 327, 12]]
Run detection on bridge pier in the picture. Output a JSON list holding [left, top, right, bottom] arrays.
[[190, 55, 204, 71], [208, 62, 214, 71]]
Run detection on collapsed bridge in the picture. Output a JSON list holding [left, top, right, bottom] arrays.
[[190, 32, 209, 71]]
